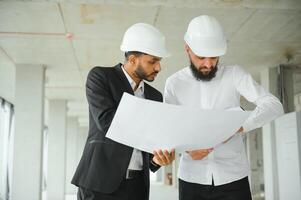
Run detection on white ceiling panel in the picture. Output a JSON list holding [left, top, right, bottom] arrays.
[[72, 38, 123, 69], [0, 36, 78, 68], [0, 46, 14, 64], [224, 41, 301, 78], [0, 1, 65, 33], [61, 3, 159, 39], [156, 6, 255, 40], [243, 0, 301, 9], [233, 9, 301, 42]]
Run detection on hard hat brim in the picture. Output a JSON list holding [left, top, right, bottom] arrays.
[[120, 45, 170, 58]]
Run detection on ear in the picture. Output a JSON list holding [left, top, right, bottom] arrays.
[[184, 44, 190, 54], [128, 54, 137, 65]]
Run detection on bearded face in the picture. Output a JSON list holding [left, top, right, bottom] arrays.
[[189, 59, 218, 81]]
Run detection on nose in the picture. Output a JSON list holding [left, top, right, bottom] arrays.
[[154, 62, 161, 72], [203, 58, 213, 69]]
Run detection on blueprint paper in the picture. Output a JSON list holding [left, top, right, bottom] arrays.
[[106, 93, 250, 153]]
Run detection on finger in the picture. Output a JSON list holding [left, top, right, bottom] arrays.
[[166, 149, 175, 164], [236, 127, 243, 133], [157, 150, 166, 165], [162, 150, 170, 163], [153, 150, 159, 158], [153, 150, 163, 164], [223, 137, 231, 144], [171, 149, 176, 160], [159, 150, 168, 165]]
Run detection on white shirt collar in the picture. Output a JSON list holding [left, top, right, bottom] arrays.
[[121, 65, 144, 93]]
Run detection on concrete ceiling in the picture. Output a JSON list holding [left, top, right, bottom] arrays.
[[0, 0, 300, 127]]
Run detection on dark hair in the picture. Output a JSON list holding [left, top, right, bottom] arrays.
[[124, 51, 146, 61]]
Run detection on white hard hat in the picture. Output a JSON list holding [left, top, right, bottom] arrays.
[[184, 15, 227, 57], [120, 23, 170, 58]]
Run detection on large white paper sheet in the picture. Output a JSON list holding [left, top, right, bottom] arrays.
[[106, 93, 250, 153]]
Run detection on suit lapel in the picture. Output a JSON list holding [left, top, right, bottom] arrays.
[[144, 84, 152, 100], [113, 63, 134, 95], [114, 64, 155, 101]]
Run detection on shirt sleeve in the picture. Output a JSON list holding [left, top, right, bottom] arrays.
[[233, 65, 284, 132], [164, 77, 179, 105]]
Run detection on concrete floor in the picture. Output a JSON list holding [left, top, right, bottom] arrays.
[[59, 182, 264, 200], [63, 182, 178, 200], [66, 183, 178, 200], [150, 182, 178, 200]]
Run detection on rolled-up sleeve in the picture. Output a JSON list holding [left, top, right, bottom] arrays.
[[233, 66, 284, 132]]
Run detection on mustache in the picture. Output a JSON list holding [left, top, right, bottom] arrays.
[[151, 71, 159, 76], [190, 62, 218, 81], [198, 67, 214, 70]]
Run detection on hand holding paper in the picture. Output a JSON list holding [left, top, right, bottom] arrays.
[[222, 126, 244, 144], [186, 148, 214, 160], [153, 149, 175, 166]]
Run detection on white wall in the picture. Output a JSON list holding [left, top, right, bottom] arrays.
[[0, 63, 15, 103]]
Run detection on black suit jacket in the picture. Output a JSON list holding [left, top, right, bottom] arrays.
[[71, 64, 162, 197]]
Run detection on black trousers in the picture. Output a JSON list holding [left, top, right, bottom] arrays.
[[179, 177, 252, 200], [77, 174, 147, 200]]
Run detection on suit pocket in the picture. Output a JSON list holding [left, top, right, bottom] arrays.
[[88, 138, 114, 145], [88, 142, 114, 162]]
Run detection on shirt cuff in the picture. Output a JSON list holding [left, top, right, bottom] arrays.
[[150, 159, 160, 167]]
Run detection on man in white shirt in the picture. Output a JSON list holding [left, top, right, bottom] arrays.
[[164, 15, 284, 200]]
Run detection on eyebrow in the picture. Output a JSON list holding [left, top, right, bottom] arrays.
[[151, 57, 162, 61]]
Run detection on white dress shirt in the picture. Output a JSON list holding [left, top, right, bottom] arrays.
[[121, 66, 144, 170], [164, 65, 284, 186]]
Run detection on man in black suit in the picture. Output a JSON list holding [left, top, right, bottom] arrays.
[[72, 23, 175, 200]]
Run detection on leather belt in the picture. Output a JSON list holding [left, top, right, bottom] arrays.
[[126, 169, 143, 179]]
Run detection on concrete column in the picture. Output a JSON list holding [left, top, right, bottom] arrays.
[[246, 129, 264, 197], [261, 67, 279, 200], [274, 112, 301, 200], [279, 65, 295, 112], [295, 93, 301, 111], [65, 117, 78, 195], [47, 100, 67, 200], [162, 165, 172, 185], [155, 168, 163, 182], [172, 153, 180, 188], [11, 64, 45, 200], [76, 127, 88, 166]]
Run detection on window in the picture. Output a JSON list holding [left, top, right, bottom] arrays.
[[0, 98, 14, 200]]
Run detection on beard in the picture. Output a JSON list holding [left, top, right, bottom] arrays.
[[189, 60, 218, 81], [135, 63, 158, 82]]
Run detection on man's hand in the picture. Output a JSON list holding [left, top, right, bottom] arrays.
[[152, 149, 175, 166], [186, 148, 213, 160], [223, 126, 244, 144]]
